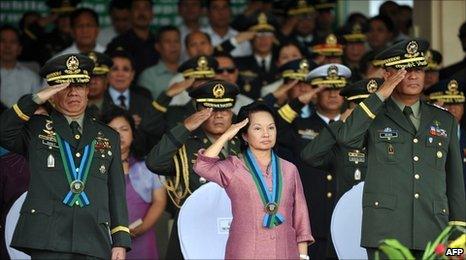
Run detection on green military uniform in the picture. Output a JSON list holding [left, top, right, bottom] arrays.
[[0, 54, 131, 259], [151, 55, 218, 128], [301, 78, 385, 197], [146, 80, 241, 259], [336, 39, 466, 251], [83, 51, 113, 116]]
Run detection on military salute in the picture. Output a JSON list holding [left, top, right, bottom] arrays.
[[146, 80, 241, 259], [0, 54, 131, 259], [335, 39, 466, 258]]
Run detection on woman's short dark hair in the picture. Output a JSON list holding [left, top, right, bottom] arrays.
[[236, 101, 278, 151], [101, 106, 144, 159]]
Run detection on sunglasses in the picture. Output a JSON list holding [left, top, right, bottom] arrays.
[[215, 67, 236, 74]]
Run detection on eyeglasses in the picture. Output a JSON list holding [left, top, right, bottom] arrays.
[[215, 67, 236, 74]]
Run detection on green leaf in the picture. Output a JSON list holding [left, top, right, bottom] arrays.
[[424, 225, 453, 257], [379, 244, 406, 259], [383, 239, 415, 259]]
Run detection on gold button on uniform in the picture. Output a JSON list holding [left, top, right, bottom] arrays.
[[31, 209, 36, 213], [76, 152, 81, 158], [442, 209, 446, 213], [437, 151, 443, 158], [326, 174, 333, 181], [326, 192, 332, 198], [413, 138, 418, 143], [414, 174, 420, 179], [413, 156, 419, 162], [414, 193, 420, 199], [75, 134, 80, 140], [374, 201, 379, 206]]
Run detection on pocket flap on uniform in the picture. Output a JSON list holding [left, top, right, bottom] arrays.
[[98, 209, 110, 224], [433, 200, 449, 215], [20, 199, 53, 216], [363, 193, 397, 210]]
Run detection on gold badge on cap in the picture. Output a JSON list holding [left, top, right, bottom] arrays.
[[327, 65, 339, 78], [352, 23, 362, 33], [447, 79, 459, 93], [258, 12, 267, 25], [88, 52, 97, 63], [326, 34, 337, 45], [298, 59, 309, 74], [197, 56, 208, 71], [366, 79, 378, 93], [213, 83, 225, 98], [406, 41, 419, 57], [65, 55, 81, 75]]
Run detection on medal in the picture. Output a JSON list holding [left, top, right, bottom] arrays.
[[70, 180, 85, 193], [56, 134, 95, 207], [243, 149, 285, 229], [265, 202, 278, 215]]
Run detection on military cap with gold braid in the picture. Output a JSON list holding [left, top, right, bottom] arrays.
[[82, 51, 113, 75], [287, 0, 316, 16], [341, 23, 367, 43], [279, 58, 317, 81], [425, 79, 465, 104], [425, 49, 443, 71], [340, 78, 384, 103], [311, 0, 336, 11], [40, 53, 94, 85], [248, 12, 277, 33], [178, 55, 218, 79], [189, 80, 239, 109], [311, 34, 343, 57], [375, 38, 429, 69], [306, 63, 351, 88], [46, 0, 81, 14]]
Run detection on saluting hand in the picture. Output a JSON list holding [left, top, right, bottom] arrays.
[[165, 78, 195, 97], [273, 80, 298, 103], [377, 68, 407, 99], [183, 108, 213, 132], [35, 82, 69, 104], [235, 31, 256, 43], [298, 85, 325, 105], [222, 118, 249, 141]]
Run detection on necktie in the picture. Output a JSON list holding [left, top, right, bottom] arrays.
[[260, 58, 267, 73], [118, 95, 127, 109], [403, 106, 417, 132], [329, 119, 335, 124], [70, 121, 81, 146]]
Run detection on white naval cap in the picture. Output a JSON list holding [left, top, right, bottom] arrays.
[[306, 63, 352, 88]]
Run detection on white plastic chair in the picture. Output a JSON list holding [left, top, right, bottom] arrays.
[[331, 182, 368, 259], [5, 192, 30, 259], [178, 182, 232, 259]]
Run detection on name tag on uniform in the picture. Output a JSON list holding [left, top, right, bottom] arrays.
[[378, 127, 399, 140]]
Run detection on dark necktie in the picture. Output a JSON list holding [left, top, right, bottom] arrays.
[[260, 58, 267, 73], [403, 106, 417, 132], [329, 119, 335, 124], [70, 121, 81, 146], [118, 94, 127, 109]]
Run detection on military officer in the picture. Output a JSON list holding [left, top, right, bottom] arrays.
[[336, 39, 466, 258], [425, 79, 466, 197], [234, 12, 279, 99], [424, 49, 443, 90], [311, 33, 344, 64], [0, 53, 131, 259], [276, 63, 351, 260], [151, 55, 218, 128], [301, 78, 384, 198], [340, 23, 368, 82], [146, 79, 241, 259], [84, 51, 113, 116]]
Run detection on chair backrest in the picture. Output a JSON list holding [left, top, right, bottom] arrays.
[[178, 182, 232, 259], [331, 182, 368, 260], [5, 192, 30, 259]]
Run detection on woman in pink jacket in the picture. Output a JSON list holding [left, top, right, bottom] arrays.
[[194, 101, 314, 259]]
